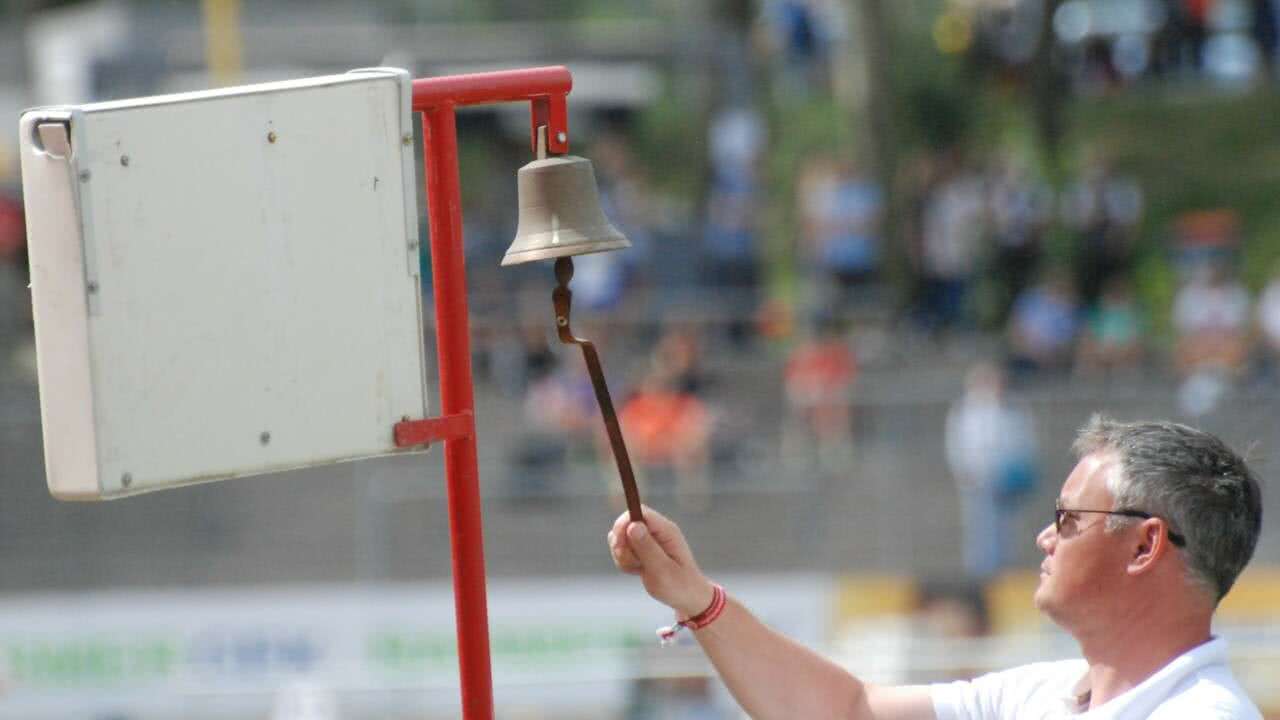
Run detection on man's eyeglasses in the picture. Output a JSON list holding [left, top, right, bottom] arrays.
[[1054, 504, 1186, 547]]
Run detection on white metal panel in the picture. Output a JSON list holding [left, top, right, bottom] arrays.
[[18, 111, 100, 499], [19, 69, 429, 500]]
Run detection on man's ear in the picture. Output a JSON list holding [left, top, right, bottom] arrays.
[[1126, 519, 1168, 576]]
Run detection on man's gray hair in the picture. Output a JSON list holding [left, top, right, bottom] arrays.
[[1073, 415, 1262, 602]]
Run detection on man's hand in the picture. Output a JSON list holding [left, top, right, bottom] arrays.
[[607, 507, 937, 720], [607, 505, 716, 618]]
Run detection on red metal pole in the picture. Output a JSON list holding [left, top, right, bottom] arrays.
[[411, 65, 570, 107], [422, 103, 493, 720], [409, 66, 576, 720], [412, 66, 572, 154]]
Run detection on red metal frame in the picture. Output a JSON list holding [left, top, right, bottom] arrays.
[[395, 65, 573, 720]]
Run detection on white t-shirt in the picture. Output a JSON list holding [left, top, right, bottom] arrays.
[[1172, 282, 1250, 335], [931, 637, 1260, 719]]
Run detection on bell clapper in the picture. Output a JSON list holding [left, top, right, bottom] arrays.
[[554, 255, 574, 287]]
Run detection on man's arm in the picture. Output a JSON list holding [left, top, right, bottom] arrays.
[[608, 507, 936, 720]]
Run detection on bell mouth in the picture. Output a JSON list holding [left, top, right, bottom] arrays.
[[500, 230, 629, 266]]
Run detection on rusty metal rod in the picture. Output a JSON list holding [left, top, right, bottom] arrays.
[[552, 257, 644, 523]]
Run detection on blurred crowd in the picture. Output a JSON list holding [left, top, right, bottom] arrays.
[[0, 0, 1275, 613], [969, 0, 1280, 89], [469, 106, 1280, 587]]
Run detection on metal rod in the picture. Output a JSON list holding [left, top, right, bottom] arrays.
[[411, 66, 571, 108], [422, 104, 494, 720], [552, 257, 644, 523]]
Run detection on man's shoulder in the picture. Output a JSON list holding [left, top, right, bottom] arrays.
[[1148, 668, 1263, 720], [931, 658, 1088, 720]]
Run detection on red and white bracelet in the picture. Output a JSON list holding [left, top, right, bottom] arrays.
[[657, 583, 726, 645]]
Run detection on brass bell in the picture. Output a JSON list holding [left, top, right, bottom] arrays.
[[501, 155, 631, 266]]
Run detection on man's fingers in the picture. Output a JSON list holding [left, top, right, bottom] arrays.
[[636, 504, 671, 529], [608, 530, 641, 572], [625, 521, 674, 569]]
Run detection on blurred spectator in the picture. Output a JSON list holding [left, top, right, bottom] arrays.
[[703, 171, 760, 344], [1254, 260, 1280, 377], [1061, 157, 1143, 308], [915, 151, 988, 336], [1075, 277, 1146, 376], [1165, 0, 1215, 71], [799, 157, 884, 315], [945, 363, 1039, 580], [573, 133, 652, 313], [914, 580, 992, 681], [703, 107, 765, 347], [1172, 259, 1251, 377], [1006, 270, 1081, 379], [781, 314, 857, 473], [1080, 36, 1124, 91], [987, 156, 1050, 322], [709, 106, 766, 177], [1173, 209, 1239, 280], [490, 320, 558, 396], [508, 360, 597, 497], [651, 324, 710, 396], [1253, 0, 1280, 77], [618, 367, 714, 512], [1173, 260, 1252, 417], [760, 0, 844, 99]]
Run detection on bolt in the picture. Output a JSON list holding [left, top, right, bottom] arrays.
[[260, 431, 271, 446], [402, 133, 413, 146], [556, 132, 567, 144], [121, 473, 133, 488], [78, 170, 91, 182], [267, 131, 278, 144], [120, 155, 130, 167]]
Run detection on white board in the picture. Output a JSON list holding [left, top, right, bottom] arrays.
[[18, 68, 429, 500]]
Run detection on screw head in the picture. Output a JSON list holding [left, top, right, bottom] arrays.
[[267, 131, 278, 144], [260, 431, 271, 446], [121, 473, 133, 488], [86, 281, 99, 294], [556, 316, 568, 327], [401, 133, 413, 146], [120, 155, 130, 167], [556, 132, 567, 144], [78, 170, 91, 182]]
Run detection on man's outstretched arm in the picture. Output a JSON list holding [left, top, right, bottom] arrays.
[[608, 507, 936, 720]]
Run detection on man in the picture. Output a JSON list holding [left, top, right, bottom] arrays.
[[945, 363, 1038, 579], [607, 416, 1263, 718]]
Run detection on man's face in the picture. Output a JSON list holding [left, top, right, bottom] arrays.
[[1033, 451, 1133, 626]]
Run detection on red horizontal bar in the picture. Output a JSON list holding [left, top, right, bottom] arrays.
[[412, 66, 572, 110], [394, 411, 475, 448]]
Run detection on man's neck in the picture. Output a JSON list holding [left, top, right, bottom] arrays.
[[1074, 602, 1212, 708]]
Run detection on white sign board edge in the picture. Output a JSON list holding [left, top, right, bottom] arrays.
[[18, 67, 431, 501]]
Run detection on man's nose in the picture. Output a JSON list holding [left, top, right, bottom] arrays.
[[1036, 522, 1056, 552]]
